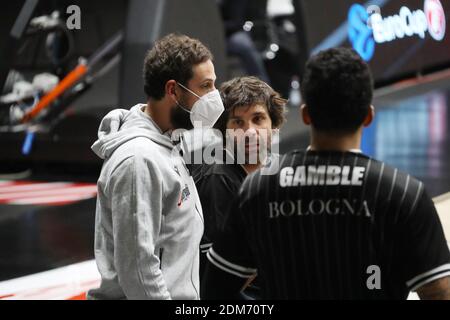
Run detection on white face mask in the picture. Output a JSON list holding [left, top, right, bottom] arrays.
[[177, 82, 224, 128]]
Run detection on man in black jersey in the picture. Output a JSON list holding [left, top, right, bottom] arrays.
[[202, 47, 450, 299], [194, 76, 287, 295]]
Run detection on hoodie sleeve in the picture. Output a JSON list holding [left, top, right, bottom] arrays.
[[108, 155, 171, 300]]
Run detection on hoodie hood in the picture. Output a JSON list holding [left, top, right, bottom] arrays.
[[91, 104, 174, 159]]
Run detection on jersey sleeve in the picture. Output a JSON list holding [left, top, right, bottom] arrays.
[[396, 187, 450, 292], [202, 192, 258, 299], [206, 194, 258, 278], [197, 173, 240, 246]]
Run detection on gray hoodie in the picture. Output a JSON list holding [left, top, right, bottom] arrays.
[[87, 104, 204, 300]]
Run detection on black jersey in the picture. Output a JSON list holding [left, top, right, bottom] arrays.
[[194, 162, 247, 275], [204, 150, 450, 299]]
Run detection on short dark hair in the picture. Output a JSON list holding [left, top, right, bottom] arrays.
[[143, 33, 213, 100], [216, 76, 287, 135], [300, 47, 373, 134]]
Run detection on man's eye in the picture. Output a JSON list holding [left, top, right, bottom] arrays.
[[254, 116, 264, 123], [233, 120, 243, 126]]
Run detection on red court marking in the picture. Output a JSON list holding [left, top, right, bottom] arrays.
[[68, 292, 87, 300]]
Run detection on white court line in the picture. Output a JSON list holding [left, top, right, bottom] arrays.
[[0, 182, 71, 193], [0, 260, 100, 300], [9, 193, 97, 205], [0, 185, 97, 200]]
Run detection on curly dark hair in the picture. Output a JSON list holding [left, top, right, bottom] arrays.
[[143, 33, 213, 100], [215, 76, 287, 136], [300, 47, 373, 134]]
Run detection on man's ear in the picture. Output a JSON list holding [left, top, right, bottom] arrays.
[[301, 104, 312, 125], [363, 105, 375, 127], [165, 80, 178, 102]]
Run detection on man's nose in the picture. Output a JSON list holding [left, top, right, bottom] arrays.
[[245, 125, 258, 136]]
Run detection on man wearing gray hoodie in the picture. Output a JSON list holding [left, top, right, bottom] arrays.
[[87, 34, 224, 300]]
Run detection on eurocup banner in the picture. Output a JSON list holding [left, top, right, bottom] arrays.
[[302, 0, 450, 84]]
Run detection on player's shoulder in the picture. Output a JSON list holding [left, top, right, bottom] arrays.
[[368, 157, 423, 195], [363, 157, 426, 218]]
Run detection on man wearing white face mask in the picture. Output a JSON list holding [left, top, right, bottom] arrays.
[[87, 33, 223, 300], [173, 81, 224, 129]]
